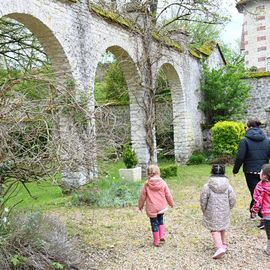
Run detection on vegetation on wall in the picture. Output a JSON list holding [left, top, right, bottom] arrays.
[[199, 63, 250, 125]]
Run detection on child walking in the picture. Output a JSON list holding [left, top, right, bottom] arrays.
[[251, 164, 270, 255], [200, 164, 236, 259], [138, 164, 174, 247]]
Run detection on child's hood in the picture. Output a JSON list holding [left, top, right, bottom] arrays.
[[208, 176, 229, 193], [146, 176, 165, 191]]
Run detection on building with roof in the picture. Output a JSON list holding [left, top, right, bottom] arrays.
[[237, 0, 270, 71]]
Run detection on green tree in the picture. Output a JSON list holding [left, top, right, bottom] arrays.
[[102, 61, 129, 103], [199, 63, 250, 125]]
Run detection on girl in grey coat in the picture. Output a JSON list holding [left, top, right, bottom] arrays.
[[200, 164, 236, 259]]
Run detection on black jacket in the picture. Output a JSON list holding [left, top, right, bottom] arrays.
[[233, 127, 270, 174]]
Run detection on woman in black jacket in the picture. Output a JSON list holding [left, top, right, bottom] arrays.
[[233, 119, 270, 227]]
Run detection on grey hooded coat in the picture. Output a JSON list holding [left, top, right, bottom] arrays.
[[200, 176, 236, 231]]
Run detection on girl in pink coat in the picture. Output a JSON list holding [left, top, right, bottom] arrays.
[[251, 164, 270, 255], [138, 164, 174, 247]]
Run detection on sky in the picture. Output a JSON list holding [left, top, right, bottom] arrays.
[[220, 0, 243, 48]]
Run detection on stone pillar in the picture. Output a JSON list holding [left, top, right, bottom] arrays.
[[110, 46, 152, 176], [265, 108, 270, 137]]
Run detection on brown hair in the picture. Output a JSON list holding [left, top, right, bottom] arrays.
[[147, 164, 160, 177], [247, 118, 262, 128], [261, 164, 270, 182]]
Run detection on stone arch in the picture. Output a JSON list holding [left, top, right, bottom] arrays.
[[156, 63, 192, 163], [95, 45, 150, 168], [0, 11, 90, 187], [4, 13, 72, 80]]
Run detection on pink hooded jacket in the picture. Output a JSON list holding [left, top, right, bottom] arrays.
[[138, 176, 174, 218], [252, 180, 270, 217]]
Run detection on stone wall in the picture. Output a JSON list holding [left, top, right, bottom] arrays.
[[0, 0, 226, 187], [95, 102, 174, 154], [245, 75, 270, 122]]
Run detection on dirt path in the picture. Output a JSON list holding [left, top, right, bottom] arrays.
[[62, 176, 270, 270]]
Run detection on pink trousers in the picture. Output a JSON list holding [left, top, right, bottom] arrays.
[[211, 231, 226, 249]]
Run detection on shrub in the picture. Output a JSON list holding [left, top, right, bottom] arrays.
[[211, 121, 245, 157], [122, 144, 138, 169], [160, 164, 178, 178], [187, 152, 207, 165], [0, 212, 81, 270], [71, 188, 101, 206], [71, 179, 141, 208]]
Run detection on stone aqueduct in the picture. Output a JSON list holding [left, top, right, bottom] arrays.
[[0, 0, 225, 187]]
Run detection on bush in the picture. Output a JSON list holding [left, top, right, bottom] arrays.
[[71, 179, 141, 208], [0, 212, 81, 270], [187, 152, 208, 165], [199, 63, 250, 125], [211, 121, 245, 157], [122, 144, 138, 169], [71, 188, 101, 206], [160, 164, 178, 178]]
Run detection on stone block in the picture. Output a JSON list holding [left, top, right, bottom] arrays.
[[119, 167, 141, 181]]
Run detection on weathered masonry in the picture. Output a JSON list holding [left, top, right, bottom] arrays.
[[0, 0, 225, 188]]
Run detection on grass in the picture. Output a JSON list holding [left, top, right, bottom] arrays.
[[5, 162, 262, 269], [5, 180, 70, 210], [5, 161, 234, 211]]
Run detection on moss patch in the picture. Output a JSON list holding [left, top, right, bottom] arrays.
[[152, 32, 183, 53], [247, 71, 270, 78], [89, 4, 183, 53], [188, 41, 217, 59], [188, 49, 202, 59], [196, 41, 217, 56], [89, 4, 136, 30]]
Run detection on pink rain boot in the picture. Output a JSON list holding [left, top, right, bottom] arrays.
[[152, 232, 160, 247], [159, 224, 165, 242]]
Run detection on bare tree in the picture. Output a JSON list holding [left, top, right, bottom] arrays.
[[0, 17, 48, 70]]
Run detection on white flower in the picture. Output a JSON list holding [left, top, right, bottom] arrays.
[[3, 217, 7, 223], [105, 175, 108, 178], [4, 208, 8, 212], [113, 177, 115, 179]]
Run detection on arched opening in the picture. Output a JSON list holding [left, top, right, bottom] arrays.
[[155, 68, 174, 162], [155, 63, 188, 163], [94, 45, 146, 174], [0, 14, 74, 193]]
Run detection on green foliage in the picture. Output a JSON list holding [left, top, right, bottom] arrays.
[[71, 178, 141, 208], [10, 254, 27, 267], [160, 164, 178, 178], [178, 21, 221, 48], [211, 121, 245, 157], [219, 43, 244, 65], [199, 64, 250, 125], [122, 144, 138, 169], [187, 152, 208, 165], [71, 188, 100, 206], [97, 61, 129, 103], [51, 262, 64, 269]]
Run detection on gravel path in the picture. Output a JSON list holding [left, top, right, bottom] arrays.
[[63, 177, 270, 269]]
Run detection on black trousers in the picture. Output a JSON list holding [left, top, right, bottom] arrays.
[[265, 220, 270, 240], [244, 173, 262, 218], [150, 214, 164, 232]]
